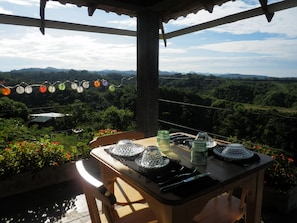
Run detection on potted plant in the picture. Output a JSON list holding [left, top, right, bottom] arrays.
[[0, 137, 91, 198], [248, 143, 297, 213]]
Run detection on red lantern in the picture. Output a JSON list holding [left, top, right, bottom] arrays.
[[39, 85, 47, 93]]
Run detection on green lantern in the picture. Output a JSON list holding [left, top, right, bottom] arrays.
[[58, 83, 66, 91]]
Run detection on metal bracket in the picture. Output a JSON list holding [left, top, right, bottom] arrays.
[[259, 0, 274, 22], [160, 19, 167, 47], [40, 0, 47, 34]]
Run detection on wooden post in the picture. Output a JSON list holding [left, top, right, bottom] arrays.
[[136, 10, 159, 137]]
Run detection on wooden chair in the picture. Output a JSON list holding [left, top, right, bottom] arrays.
[[192, 188, 247, 223], [88, 131, 146, 205], [76, 160, 157, 223], [88, 131, 145, 148]]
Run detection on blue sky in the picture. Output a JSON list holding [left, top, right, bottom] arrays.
[[0, 0, 296, 77]]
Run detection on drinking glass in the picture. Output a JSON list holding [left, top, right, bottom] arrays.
[[191, 139, 208, 166], [157, 130, 170, 153], [141, 146, 164, 168]]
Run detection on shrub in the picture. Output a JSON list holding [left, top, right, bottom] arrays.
[[0, 137, 90, 179], [247, 143, 297, 193]]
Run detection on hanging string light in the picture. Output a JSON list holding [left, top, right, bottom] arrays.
[[0, 76, 135, 96]]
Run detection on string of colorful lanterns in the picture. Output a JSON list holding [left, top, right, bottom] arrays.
[[0, 77, 134, 96]]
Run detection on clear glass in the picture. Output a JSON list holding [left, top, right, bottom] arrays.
[[195, 131, 216, 148], [110, 140, 144, 157], [157, 130, 170, 152], [191, 140, 208, 166], [140, 146, 164, 168]]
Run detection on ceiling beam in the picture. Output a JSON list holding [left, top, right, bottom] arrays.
[[165, 0, 297, 39], [0, 14, 137, 37], [1, 0, 296, 39]]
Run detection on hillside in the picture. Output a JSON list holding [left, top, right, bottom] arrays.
[[1, 68, 296, 155]]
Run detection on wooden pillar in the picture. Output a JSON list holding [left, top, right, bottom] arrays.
[[136, 10, 159, 137]]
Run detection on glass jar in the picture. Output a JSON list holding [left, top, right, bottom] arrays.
[[191, 140, 208, 166]]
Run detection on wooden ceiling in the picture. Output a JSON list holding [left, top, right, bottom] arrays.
[[52, 0, 233, 22]]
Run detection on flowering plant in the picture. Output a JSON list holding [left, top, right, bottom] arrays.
[[93, 129, 121, 138], [248, 143, 297, 193], [0, 138, 90, 179]]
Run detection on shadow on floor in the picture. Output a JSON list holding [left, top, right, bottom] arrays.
[[0, 180, 85, 223], [1, 178, 297, 223]]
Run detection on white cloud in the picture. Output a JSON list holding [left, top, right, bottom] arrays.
[[209, 8, 297, 38], [0, 0, 296, 77], [108, 18, 136, 29], [0, 29, 136, 71], [0, 6, 12, 14], [170, 1, 255, 26], [0, 0, 36, 6], [168, 0, 297, 38], [193, 38, 297, 59]]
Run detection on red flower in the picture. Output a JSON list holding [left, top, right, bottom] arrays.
[[66, 153, 71, 160], [288, 157, 294, 163]]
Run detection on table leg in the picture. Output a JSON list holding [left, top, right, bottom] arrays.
[[245, 170, 265, 223]]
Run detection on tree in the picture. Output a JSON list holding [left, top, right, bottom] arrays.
[[0, 97, 29, 120], [98, 106, 135, 131]]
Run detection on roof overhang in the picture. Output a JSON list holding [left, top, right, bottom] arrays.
[[1, 0, 296, 40], [50, 0, 232, 23]]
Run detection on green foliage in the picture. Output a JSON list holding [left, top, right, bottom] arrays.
[[245, 142, 297, 193], [1, 70, 297, 171], [0, 119, 35, 148], [0, 136, 91, 178], [98, 106, 136, 131], [0, 97, 29, 120], [158, 75, 297, 153]]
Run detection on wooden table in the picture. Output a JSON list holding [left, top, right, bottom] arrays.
[[91, 133, 273, 223]]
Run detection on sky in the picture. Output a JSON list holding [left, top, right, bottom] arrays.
[[0, 0, 296, 78]]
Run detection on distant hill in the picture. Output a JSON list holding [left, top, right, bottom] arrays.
[[217, 73, 270, 80], [12, 67, 69, 73], [9, 67, 177, 76], [6, 67, 295, 80]]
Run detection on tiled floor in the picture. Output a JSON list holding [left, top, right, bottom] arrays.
[[0, 180, 94, 223], [1, 179, 297, 223]]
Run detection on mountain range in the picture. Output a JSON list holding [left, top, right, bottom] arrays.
[[9, 67, 292, 80]]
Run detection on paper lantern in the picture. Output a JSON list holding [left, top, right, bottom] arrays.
[[58, 83, 66, 91], [1, 87, 11, 96], [25, 86, 33, 94], [94, 80, 100, 88], [48, 85, 56, 93], [77, 86, 84, 93], [39, 85, 47, 93], [102, 79, 108, 87], [71, 82, 78, 90], [16, 86, 25, 94], [82, 81, 90, 88], [109, 85, 115, 92]]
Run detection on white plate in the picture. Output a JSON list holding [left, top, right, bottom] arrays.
[[135, 157, 170, 169]]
